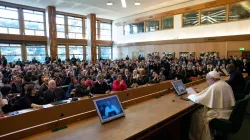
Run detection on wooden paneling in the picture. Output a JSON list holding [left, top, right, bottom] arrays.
[[0, 34, 46, 43], [46, 6, 57, 61], [118, 39, 250, 59], [57, 38, 88, 45], [116, 0, 245, 26], [227, 51, 243, 58], [117, 34, 250, 47], [87, 14, 97, 62], [96, 40, 113, 46]]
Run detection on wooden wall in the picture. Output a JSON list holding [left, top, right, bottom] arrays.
[[117, 40, 250, 59]]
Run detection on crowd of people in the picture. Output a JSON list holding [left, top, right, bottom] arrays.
[[0, 54, 249, 115]]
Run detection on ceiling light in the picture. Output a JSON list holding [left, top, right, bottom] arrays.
[[107, 2, 113, 6], [135, 2, 141, 6], [121, 0, 127, 8]]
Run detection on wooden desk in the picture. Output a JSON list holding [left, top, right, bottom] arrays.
[[24, 76, 234, 140], [1, 74, 245, 140]]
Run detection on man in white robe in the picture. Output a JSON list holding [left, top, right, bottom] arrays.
[[188, 71, 235, 140]]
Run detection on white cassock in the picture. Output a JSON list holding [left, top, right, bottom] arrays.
[[188, 80, 235, 140]]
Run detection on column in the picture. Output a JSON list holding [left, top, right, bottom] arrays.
[[87, 14, 97, 62], [46, 6, 57, 61]]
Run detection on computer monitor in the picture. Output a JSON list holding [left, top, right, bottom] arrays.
[[171, 80, 187, 96], [93, 95, 125, 124]]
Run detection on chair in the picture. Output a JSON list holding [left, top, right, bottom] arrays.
[[209, 95, 250, 140], [244, 79, 250, 95]]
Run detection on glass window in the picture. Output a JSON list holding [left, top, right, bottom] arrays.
[[23, 9, 45, 36], [56, 15, 65, 38], [183, 11, 199, 27], [101, 47, 112, 60], [124, 24, 132, 35], [96, 46, 98, 59], [0, 43, 22, 62], [85, 19, 88, 39], [96, 21, 99, 40], [86, 46, 91, 61], [201, 6, 226, 25], [162, 16, 174, 29], [0, 6, 19, 34], [145, 19, 160, 32], [100, 22, 112, 40], [26, 44, 46, 62], [69, 45, 83, 60], [68, 16, 82, 39], [58, 45, 66, 60], [133, 22, 144, 33], [229, 1, 250, 21]]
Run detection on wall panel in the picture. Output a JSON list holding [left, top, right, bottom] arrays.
[[117, 40, 250, 59]]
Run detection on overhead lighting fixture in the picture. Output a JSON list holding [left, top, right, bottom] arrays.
[[107, 2, 113, 6], [135, 2, 141, 6], [121, 0, 127, 8]]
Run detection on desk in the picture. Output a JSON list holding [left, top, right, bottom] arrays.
[[1, 74, 246, 140], [24, 76, 234, 140]]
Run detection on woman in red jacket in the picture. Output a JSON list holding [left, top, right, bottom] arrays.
[[112, 74, 127, 91]]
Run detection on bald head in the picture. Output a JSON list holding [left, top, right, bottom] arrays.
[[226, 64, 236, 74], [48, 80, 56, 89]]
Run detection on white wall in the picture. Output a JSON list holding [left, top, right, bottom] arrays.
[[113, 15, 250, 44], [111, 0, 250, 59]]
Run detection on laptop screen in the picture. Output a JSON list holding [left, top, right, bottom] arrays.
[[171, 80, 187, 95], [93, 95, 125, 123]]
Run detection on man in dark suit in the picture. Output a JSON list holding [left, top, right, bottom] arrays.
[[92, 74, 110, 94], [43, 80, 66, 104], [241, 58, 250, 76], [73, 77, 91, 97], [123, 69, 132, 87], [226, 64, 246, 100], [39, 77, 49, 93], [11, 75, 23, 93]]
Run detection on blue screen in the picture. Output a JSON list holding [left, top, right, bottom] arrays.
[[95, 96, 123, 119]]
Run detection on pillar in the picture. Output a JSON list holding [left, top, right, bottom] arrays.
[[46, 6, 57, 61], [87, 14, 97, 62]]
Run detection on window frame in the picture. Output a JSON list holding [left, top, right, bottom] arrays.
[[23, 9, 45, 36], [0, 5, 20, 35], [56, 14, 66, 38], [100, 22, 112, 41], [67, 16, 83, 39], [0, 43, 22, 62]]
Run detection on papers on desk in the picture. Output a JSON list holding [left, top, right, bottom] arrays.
[[186, 87, 197, 95], [43, 104, 54, 108]]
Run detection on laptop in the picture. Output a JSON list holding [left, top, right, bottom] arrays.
[[93, 95, 125, 124], [171, 80, 197, 100]]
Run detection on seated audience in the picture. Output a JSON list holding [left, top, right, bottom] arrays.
[[73, 77, 91, 97], [84, 77, 94, 88], [39, 77, 49, 93], [149, 72, 160, 84], [20, 85, 43, 110], [66, 77, 78, 98], [92, 75, 110, 94], [112, 74, 127, 91], [11, 75, 23, 93], [43, 80, 66, 104], [0, 54, 248, 114]]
